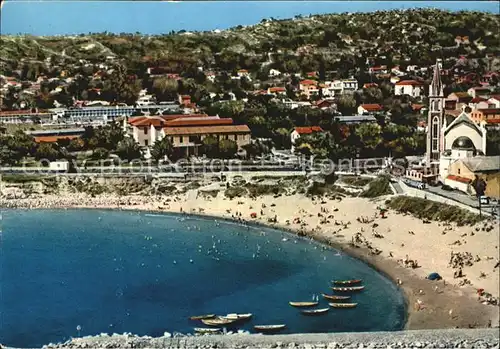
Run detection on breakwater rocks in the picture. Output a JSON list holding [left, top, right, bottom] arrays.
[[36, 329, 499, 349]]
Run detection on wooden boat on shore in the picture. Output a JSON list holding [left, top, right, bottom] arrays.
[[331, 285, 365, 292], [329, 302, 358, 308], [189, 314, 215, 321], [332, 279, 362, 285], [301, 308, 329, 315], [194, 327, 221, 334], [289, 301, 319, 307], [321, 294, 351, 301], [254, 324, 286, 333], [221, 313, 253, 322], [201, 317, 237, 326]]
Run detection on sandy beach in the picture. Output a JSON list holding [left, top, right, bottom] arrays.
[[2, 188, 499, 330]]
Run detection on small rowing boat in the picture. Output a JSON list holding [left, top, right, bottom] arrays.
[[329, 302, 358, 308], [331, 286, 365, 292], [321, 294, 351, 301], [222, 313, 253, 322], [201, 317, 236, 326], [332, 279, 362, 285], [194, 327, 221, 334], [301, 308, 329, 315], [254, 324, 286, 333], [289, 301, 319, 307], [189, 314, 215, 321]]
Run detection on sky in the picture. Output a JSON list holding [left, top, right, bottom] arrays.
[[0, 1, 498, 36]]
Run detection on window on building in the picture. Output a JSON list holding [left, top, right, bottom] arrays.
[[179, 136, 183, 143], [432, 116, 439, 152], [144, 128, 148, 135], [458, 169, 461, 175], [145, 140, 148, 146]]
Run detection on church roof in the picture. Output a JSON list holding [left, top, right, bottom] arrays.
[[452, 136, 475, 150], [461, 156, 500, 173], [429, 60, 444, 97], [444, 111, 481, 135]]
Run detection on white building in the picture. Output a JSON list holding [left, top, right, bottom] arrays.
[[268, 69, 282, 77], [290, 126, 323, 152], [394, 80, 424, 97], [321, 79, 358, 98]]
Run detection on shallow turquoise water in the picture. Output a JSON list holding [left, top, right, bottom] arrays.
[[0, 209, 405, 347]]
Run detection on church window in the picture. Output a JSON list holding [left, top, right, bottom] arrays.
[[431, 116, 439, 151]]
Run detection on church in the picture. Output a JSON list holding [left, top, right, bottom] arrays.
[[422, 60, 499, 197]]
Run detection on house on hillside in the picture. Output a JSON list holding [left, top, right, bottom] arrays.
[[290, 126, 323, 152], [468, 86, 492, 99], [469, 108, 500, 126], [394, 80, 424, 97], [487, 95, 500, 108], [299, 80, 319, 100], [358, 104, 383, 115], [126, 114, 251, 157], [268, 69, 282, 77], [446, 156, 500, 198], [267, 87, 287, 96]]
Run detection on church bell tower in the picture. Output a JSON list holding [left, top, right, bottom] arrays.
[[426, 59, 445, 170]]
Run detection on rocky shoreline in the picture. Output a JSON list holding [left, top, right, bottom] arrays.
[[14, 329, 495, 349]]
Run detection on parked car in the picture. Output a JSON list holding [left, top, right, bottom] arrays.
[[479, 196, 490, 205]]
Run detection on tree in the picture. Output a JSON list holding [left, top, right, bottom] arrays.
[[152, 77, 178, 101], [201, 135, 219, 157], [91, 147, 110, 160], [336, 95, 357, 115], [150, 137, 174, 161], [35, 143, 60, 162], [356, 123, 383, 156], [116, 137, 142, 161], [218, 139, 237, 159]]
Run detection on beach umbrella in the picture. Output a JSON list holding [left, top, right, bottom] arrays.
[[427, 272, 442, 280]]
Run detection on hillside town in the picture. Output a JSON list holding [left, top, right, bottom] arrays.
[[0, 9, 499, 201]]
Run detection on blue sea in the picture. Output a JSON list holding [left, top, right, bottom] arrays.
[[0, 209, 405, 348]]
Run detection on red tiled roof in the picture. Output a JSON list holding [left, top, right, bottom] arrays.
[[447, 175, 471, 184], [269, 87, 286, 92], [0, 110, 50, 117], [164, 118, 233, 127], [360, 104, 383, 112], [471, 97, 486, 103], [478, 108, 500, 115], [363, 83, 378, 88], [489, 95, 500, 101], [486, 118, 500, 124], [34, 135, 80, 143], [129, 114, 209, 127], [294, 126, 323, 134], [164, 125, 250, 136], [395, 80, 423, 86], [412, 104, 425, 111], [300, 80, 317, 86]]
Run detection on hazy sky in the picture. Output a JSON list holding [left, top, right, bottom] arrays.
[[1, 1, 498, 36]]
